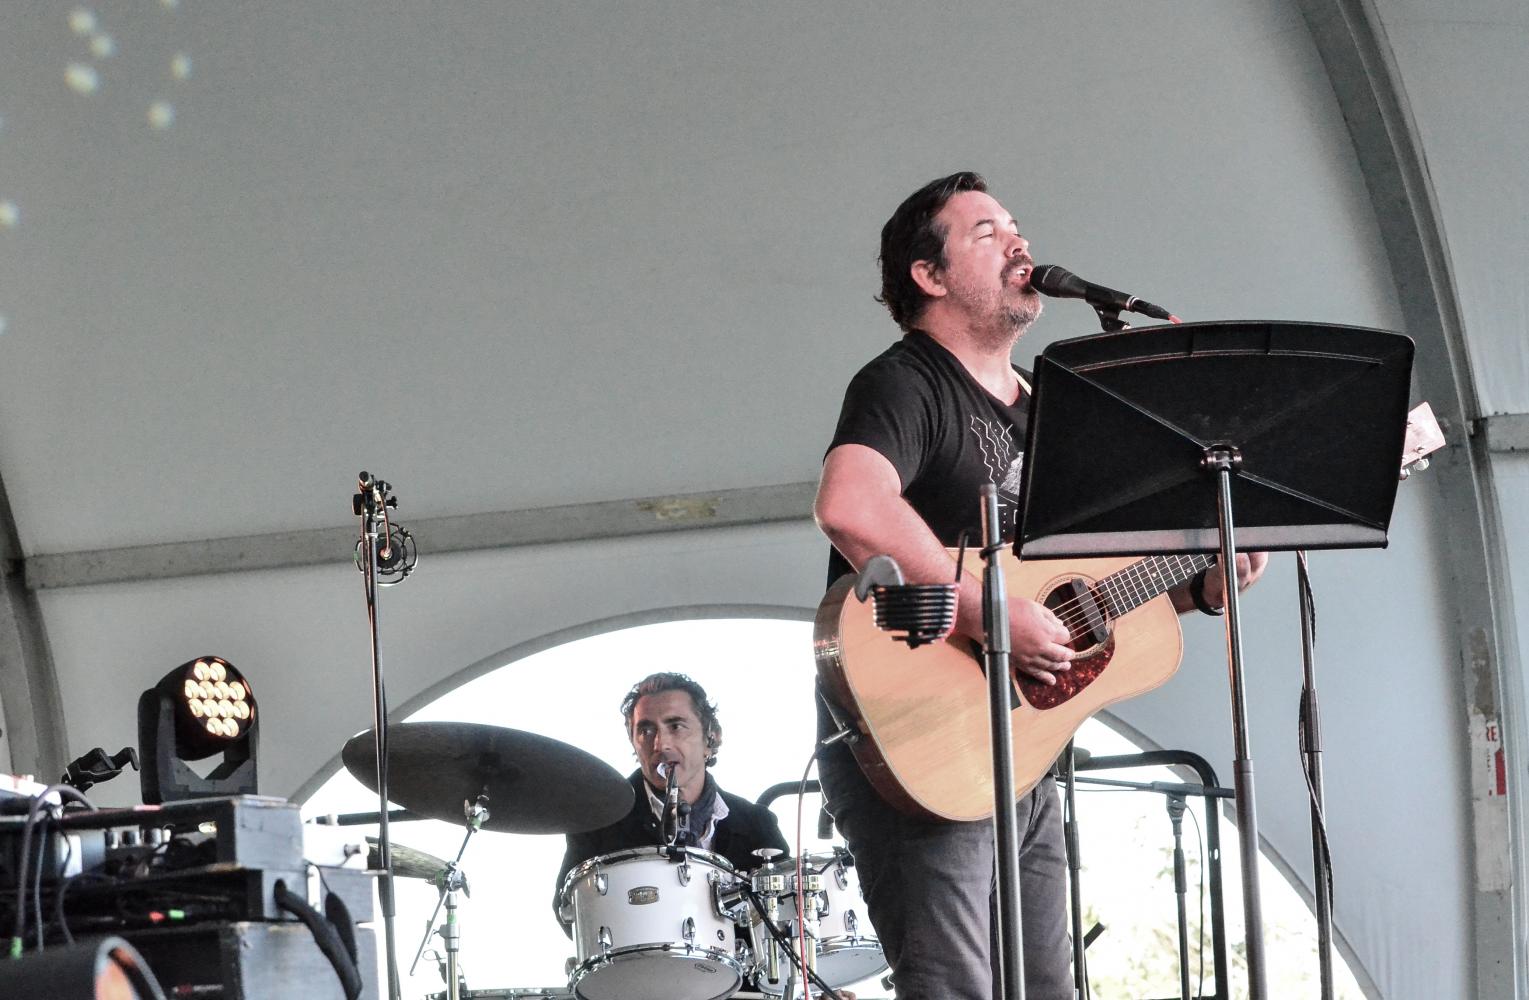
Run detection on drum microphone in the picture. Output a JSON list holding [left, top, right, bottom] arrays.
[[658, 761, 682, 845], [1028, 264, 1178, 323]]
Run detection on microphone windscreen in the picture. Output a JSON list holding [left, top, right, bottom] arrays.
[[1029, 264, 1087, 299]]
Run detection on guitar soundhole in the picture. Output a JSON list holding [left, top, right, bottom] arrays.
[[1043, 578, 1110, 652], [1019, 577, 1116, 711]]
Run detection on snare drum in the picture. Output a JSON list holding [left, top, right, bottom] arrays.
[[558, 846, 746, 1000], [746, 848, 885, 995]]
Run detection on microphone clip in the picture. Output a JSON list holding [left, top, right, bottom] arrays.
[[1092, 303, 1130, 334]]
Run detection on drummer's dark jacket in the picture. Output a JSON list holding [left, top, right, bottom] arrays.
[[552, 769, 790, 930]]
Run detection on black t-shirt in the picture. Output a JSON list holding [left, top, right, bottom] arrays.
[[824, 330, 1032, 586], [818, 331, 1032, 803]]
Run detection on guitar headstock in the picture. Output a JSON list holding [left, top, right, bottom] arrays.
[[1401, 401, 1446, 479]]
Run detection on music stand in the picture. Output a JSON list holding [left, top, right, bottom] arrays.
[[1013, 321, 1414, 1000]]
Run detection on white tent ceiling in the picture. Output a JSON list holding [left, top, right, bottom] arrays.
[[0, 2, 1524, 997]]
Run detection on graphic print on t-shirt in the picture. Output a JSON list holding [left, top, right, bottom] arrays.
[[970, 415, 1025, 525]]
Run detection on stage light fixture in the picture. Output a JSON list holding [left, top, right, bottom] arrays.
[[137, 656, 259, 804]]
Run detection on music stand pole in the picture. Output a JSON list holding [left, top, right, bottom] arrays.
[[981, 484, 1027, 1000], [1297, 552, 1336, 999], [1206, 447, 1269, 1000]]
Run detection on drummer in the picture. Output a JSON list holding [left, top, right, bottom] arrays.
[[553, 671, 790, 924]]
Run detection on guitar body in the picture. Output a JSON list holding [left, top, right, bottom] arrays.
[[814, 549, 1184, 822]]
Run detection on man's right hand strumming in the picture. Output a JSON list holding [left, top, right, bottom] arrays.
[[1006, 596, 1075, 685]]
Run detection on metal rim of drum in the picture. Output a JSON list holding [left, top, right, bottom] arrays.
[[569, 942, 743, 1000], [558, 845, 738, 910]]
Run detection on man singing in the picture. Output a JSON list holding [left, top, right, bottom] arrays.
[[813, 171, 1265, 998]]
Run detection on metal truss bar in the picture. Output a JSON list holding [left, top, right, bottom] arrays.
[[1481, 413, 1529, 454], [0, 467, 68, 779], [23, 481, 819, 591]]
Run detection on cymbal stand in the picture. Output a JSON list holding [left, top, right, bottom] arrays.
[[409, 794, 490, 1000], [354, 472, 402, 1000]]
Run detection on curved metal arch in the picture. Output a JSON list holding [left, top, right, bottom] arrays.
[[1296, 2, 1524, 996], [0, 465, 65, 779], [287, 602, 815, 807]]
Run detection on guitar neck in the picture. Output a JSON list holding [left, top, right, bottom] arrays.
[[1095, 553, 1216, 618]]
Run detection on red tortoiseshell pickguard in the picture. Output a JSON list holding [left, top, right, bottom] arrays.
[[1017, 635, 1116, 710]]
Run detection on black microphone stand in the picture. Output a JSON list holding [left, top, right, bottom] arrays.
[[981, 483, 1027, 1000], [1059, 741, 1087, 1000], [354, 472, 403, 1000], [1166, 793, 1192, 1000], [1296, 551, 1336, 999]]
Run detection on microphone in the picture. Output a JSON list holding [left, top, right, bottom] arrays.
[[1029, 264, 1178, 323], [658, 760, 682, 845]]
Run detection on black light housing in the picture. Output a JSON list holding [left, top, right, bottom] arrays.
[[138, 656, 258, 804], [0, 935, 167, 999]]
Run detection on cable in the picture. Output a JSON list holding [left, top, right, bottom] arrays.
[[273, 879, 362, 1000], [52, 834, 76, 946], [32, 814, 47, 951], [11, 784, 96, 958]]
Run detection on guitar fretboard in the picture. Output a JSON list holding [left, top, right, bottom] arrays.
[[1094, 554, 1216, 618]]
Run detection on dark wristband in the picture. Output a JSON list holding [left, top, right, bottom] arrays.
[[1191, 568, 1225, 616]]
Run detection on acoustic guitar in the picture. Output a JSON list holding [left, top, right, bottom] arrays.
[[813, 403, 1446, 822]]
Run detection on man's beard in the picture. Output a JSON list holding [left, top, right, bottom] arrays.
[[966, 288, 1043, 351]]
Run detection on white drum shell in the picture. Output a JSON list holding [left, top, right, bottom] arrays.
[[559, 847, 744, 1000], [748, 849, 885, 995]]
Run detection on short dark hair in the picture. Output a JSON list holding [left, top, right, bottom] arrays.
[[619, 671, 721, 765], [877, 171, 989, 332]]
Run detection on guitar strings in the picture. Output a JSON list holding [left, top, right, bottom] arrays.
[[1040, 554, 1215, 638]]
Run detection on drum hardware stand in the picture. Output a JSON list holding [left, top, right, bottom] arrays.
[[1296, 550, 1336, 1000], [408, 793, 489, 1000], [980, 482, 1027, 1000], [353, 471, 412, 1000]]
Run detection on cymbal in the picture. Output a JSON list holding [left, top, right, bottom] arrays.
[[341, 722, 632, 835], [365, 835, 449, 882]]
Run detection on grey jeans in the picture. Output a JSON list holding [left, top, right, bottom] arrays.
[[827, 774, 1073, 1000]]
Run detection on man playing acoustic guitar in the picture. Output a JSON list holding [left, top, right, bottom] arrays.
[[813, 171, 1266, 999]]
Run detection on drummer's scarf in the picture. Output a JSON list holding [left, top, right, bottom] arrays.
[[676, 773, 721, 847]]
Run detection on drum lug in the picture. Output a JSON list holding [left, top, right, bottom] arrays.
[[595, 872, 608, 896], [845, 908, 859, 935], [677, 861, 692, 886], [834, 865, 850, 891], [598, 925, 613, 956], [682, 916, 696, 945]]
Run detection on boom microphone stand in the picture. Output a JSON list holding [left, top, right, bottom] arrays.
[[353, 472, 417, 1000]]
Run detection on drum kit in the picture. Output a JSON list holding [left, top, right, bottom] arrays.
[[338, 721, 886, 1000]]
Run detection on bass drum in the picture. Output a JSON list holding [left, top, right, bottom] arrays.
[[558, 846, 746, 1000], [425, 991, 573, 999]]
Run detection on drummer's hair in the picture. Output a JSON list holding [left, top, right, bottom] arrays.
[[878, 170, 988, 332], [621, 672, 722, 766]]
